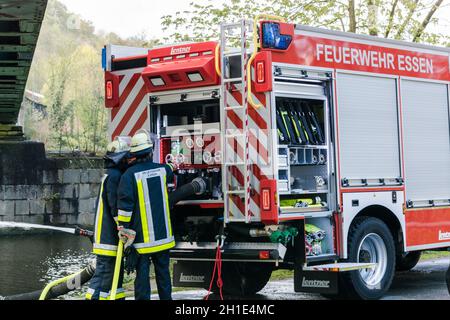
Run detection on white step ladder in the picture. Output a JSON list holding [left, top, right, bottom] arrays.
[[220, 20, 255, 224]]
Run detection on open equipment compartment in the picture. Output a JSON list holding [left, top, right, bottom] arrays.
[[149, 90, 224, 203], [272, 72, 337, 261], [276, 96, 330, 213]]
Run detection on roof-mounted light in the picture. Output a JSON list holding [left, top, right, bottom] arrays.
[[187, 72, 204, 82], [150, 77, 165, 87], [261, 22, 292, 50]]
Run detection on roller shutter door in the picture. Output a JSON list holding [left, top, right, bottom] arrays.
[[336, 73, 401, 180], [401, 80, 450, 202]]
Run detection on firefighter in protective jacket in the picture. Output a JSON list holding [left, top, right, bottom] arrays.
[[86, 138, 131, 300], [117, 130, 175, 300]]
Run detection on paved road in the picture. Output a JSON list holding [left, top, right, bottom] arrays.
[[167, 258, 450, 300]]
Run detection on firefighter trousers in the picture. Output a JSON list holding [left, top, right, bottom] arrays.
[[134, 251, 172, 300], [86, 255, 125, 300]]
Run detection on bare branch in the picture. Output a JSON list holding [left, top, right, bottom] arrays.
[[384, 0, 399, 37], [413, 0, 444, 42], [395, 0, 419, 39]]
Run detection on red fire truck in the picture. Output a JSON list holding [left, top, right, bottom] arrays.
[[102, 16, 450, 299]]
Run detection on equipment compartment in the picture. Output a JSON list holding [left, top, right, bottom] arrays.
[[275, 95, 332, 215], [304, 216, 335, 259]]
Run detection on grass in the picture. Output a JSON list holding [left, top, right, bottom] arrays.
[[421, 250, 450, 260]]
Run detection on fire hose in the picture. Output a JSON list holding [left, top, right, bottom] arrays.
[[2, 258, 95, 301]]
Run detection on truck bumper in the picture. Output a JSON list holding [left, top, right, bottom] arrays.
[[170, 241, 287, 262]]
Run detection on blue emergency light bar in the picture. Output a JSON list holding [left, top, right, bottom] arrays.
[[261, 22, 292, 50], [102, 47, 107, 71]]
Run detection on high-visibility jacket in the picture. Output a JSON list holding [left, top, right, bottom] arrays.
[[117, 160, 175, 255], [92, 167, 122, 257]]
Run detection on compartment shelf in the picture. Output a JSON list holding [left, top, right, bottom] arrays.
[[280, 207, 328, 214]]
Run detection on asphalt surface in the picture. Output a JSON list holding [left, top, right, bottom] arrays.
[[166, 258, 450, 300]]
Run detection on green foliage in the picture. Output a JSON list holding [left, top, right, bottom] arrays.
[[25, 0, 159, 154], [161, 0, 447, 44]]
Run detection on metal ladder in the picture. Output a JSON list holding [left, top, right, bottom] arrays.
[[220, 20, 255, 224]]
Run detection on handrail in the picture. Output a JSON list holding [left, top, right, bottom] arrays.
[[215, 43, 222, 77], [247, 15, 286, 109]]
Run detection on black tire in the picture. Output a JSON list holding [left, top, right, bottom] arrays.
[[213, 262, 273, 296], [396, 251, 421, 271], [338, 217, 396, 300]]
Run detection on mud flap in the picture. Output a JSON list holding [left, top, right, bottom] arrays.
[[294, 270, 338, 294], [173, 261, 213, 288]]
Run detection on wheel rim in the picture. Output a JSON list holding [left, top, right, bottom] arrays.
[[357, 233, 387, 287]]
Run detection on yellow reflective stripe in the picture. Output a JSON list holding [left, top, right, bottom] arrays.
[[95, 181, 105, 244], [137, 179, 150, 243], [108, 292, 126, 300], [85, 293, 93, 300], [117, 215, 131, 223], [163, 175, 172, 237], [92, 248, 117, 257], [116, 292, 126, 299], [136, 240, 175, 254]]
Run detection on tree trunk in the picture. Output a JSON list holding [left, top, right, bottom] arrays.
[[348, 0, 357, 32], [368, 0, 379, 36], [413, 0, 444, 42]]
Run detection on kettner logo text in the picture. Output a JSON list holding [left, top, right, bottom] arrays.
[[171, 46, 191, 55], [439, 230, 450, 241], [180, 273, 205, 283], [302, 277, 330, 288]]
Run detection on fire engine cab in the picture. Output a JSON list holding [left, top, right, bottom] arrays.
[[102, 16, 450, 299]]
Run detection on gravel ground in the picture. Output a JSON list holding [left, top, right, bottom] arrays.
[[156, 257, 450, 300]]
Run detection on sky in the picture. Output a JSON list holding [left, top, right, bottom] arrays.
[[59, 0, 203, 39], [59, 0, 450, 40]]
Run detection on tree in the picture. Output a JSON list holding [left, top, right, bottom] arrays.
[[26, 0, 161, 153], [161, 0, 447, 44], [43, 56, 74, 153]]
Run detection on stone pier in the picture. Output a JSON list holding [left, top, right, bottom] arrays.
[[0, 141, 103, 228]]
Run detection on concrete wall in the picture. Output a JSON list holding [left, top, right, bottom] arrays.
[[0, 142, 103, 228]]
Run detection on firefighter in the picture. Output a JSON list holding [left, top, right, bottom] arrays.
[[117, 130, 176, 300], [86, 138, 131, 300]]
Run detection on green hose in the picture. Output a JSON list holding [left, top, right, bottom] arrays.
[[39, 269, 86, 300]]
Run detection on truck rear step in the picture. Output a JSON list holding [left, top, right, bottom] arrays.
[[303, 262, 376, 272], [295, 262, 376, 294]]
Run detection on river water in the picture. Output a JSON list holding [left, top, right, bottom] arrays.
[[0, 233, 94, 298]]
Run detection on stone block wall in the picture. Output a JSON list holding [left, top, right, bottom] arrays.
[[0, 142, 104, 228]]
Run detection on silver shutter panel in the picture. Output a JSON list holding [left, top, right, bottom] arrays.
[[401, 80, 450, 201], [336, 73, 401, 180]]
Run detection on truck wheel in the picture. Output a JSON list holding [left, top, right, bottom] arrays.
[[396, 251, 421, 271], [216, 262, 273, 296], [339, 217, 396, 300]]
